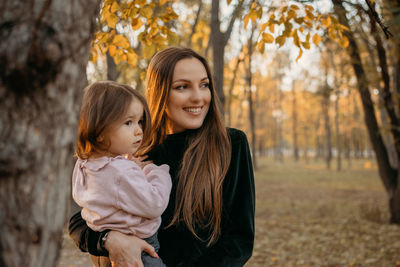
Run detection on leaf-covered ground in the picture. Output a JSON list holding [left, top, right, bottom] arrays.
[[59, 157, 400, 267], [247, 157, 400, 267]]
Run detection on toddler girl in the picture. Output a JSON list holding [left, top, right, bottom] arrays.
[[72, 81, 171, 267]]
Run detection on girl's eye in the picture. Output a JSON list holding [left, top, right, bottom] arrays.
[[124, 120, 133, 126], [138, 119, 143, 126]]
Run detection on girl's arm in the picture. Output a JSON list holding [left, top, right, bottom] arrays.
[[193, 128, 256, 266]]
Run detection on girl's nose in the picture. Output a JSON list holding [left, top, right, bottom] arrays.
[[134, 125, 142, 136]]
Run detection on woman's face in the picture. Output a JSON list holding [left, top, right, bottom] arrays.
[[166, 57, 211, 133]]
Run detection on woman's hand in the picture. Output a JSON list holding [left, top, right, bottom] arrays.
[[105, 231, 158, 267], [131, 155, 153, 170]]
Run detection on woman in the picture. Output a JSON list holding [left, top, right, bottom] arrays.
[[69, 47, 255, 267]]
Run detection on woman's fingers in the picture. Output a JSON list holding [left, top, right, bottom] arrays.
[[141, 241, 158, 258]]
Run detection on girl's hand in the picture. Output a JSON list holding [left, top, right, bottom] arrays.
[[105, 231, 158, 267]]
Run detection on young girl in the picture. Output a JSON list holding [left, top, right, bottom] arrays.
[[72, 81, 171, 267], [69, 48, 255, 267]]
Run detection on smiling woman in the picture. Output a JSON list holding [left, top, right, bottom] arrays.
[[166, 57, 211, 133], [69, 47, 255, 267]]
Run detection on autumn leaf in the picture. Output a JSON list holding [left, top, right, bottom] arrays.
[[111, 1, 119, 13], [113, 34, 130, 49], [257, 40, 265, 53], [312, 33, 321, 46], [127, 50, 138, 66], [296, 48, 303, 61], [106, 13, 118, 28], [160, 0, 170, 5], [131, 17, 143, 30], [108, 44, 117, 57], [339, 36, 349, 48], [275, 35, 286, 47], [143, 44, 156, 59], [302, 41, 310, 49], [263, 32, 274, 43]]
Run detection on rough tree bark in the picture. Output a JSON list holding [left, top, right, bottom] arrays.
[[0, 0, 100, 266], [333, 0, 400, 223]]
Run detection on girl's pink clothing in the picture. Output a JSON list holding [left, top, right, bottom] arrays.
[[72, 156, 172, 239]]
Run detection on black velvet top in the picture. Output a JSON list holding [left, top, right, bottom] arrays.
[[68, 128, 255, 267]]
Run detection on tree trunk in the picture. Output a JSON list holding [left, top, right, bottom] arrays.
[[106, 51, 119, 81], [322, 89, 332, 170], [210, 0, 243, 109], [292, 81, 299, 161], [333, 0, 399, 223], [0, 0, 100, 266], [246, 25, 257, 169]]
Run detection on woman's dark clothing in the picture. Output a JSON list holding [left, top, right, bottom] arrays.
[[68, 128, 255, 267]]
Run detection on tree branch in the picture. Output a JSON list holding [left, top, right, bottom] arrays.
[[365, 0, 393, 39]]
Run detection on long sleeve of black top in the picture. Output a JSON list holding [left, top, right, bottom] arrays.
[[68, 128, 255, 267]]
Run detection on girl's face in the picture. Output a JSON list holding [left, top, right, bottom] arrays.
[[104, 98, 144, 156], [166, 57, 211, 133]]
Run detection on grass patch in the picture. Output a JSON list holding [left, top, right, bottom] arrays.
[[247, 157, 400, 267]]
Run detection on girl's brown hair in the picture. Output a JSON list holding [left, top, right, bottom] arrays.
[[75, 81, 150, 159], [141, 47, 231, 245]]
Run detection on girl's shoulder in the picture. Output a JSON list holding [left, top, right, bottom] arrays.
[[79, 156, 139, 173]]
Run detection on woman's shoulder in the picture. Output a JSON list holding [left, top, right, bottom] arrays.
[[227, 127, 248, 144]]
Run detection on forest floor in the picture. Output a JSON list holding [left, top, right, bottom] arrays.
[[59, 157, 400, 267]]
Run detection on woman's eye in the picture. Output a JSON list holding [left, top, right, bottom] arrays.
[[201, 83, 209, 88], [174, 85, 186, 90], [124, 120, 133, 126]]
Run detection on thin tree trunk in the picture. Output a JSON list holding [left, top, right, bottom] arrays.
[[210, 0, 243, 109], [0, 0, 100, 266], [107, 51, 119, 81], [246, 24, 257, 169], [187, 1, 203, 47], [227, 54, 243, 126], [333, 0, 399, 223], [292, 81, 299, 161]]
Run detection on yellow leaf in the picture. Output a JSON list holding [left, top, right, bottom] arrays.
[[260, 22, 269, 32], [140, 71, 147, 81], [113, 34, 130, 49], [127, 51, 138, 66], [149, 26, 159, 36], [140, 5, 153, 18], [296, 48, 303, 61], [293, 30, 300, 47], [111, 1, 120, 13], [299, 26, 304, 33], [305, 4, 314, 11], [339, 36, 349, 48], [167, 30, 179, 45], [243, 14, 250, 29], [338, 23, 350, 31], [321, 16, 332, 27], [250, 10, 258, 23], [160, 0, 170, 5], [262, 32, 274, 43], [257, 40, 265, 53], [287, 9, 297, 20], [290, 4, 299, 10], [131, 18, 143, 30], [143, 44, 156, 59], [106, 13, 118, 28], [305, 10, 314, 20], [108, 44, 117, 57], [275, 35, 286, 47], [269, 23, 275, 33], [251, 2, 257, 9], [312, 33, 321, 46], [302, 41, 310, 49]]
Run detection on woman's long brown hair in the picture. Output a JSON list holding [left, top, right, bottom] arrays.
[[141, 47, 231, 245]]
